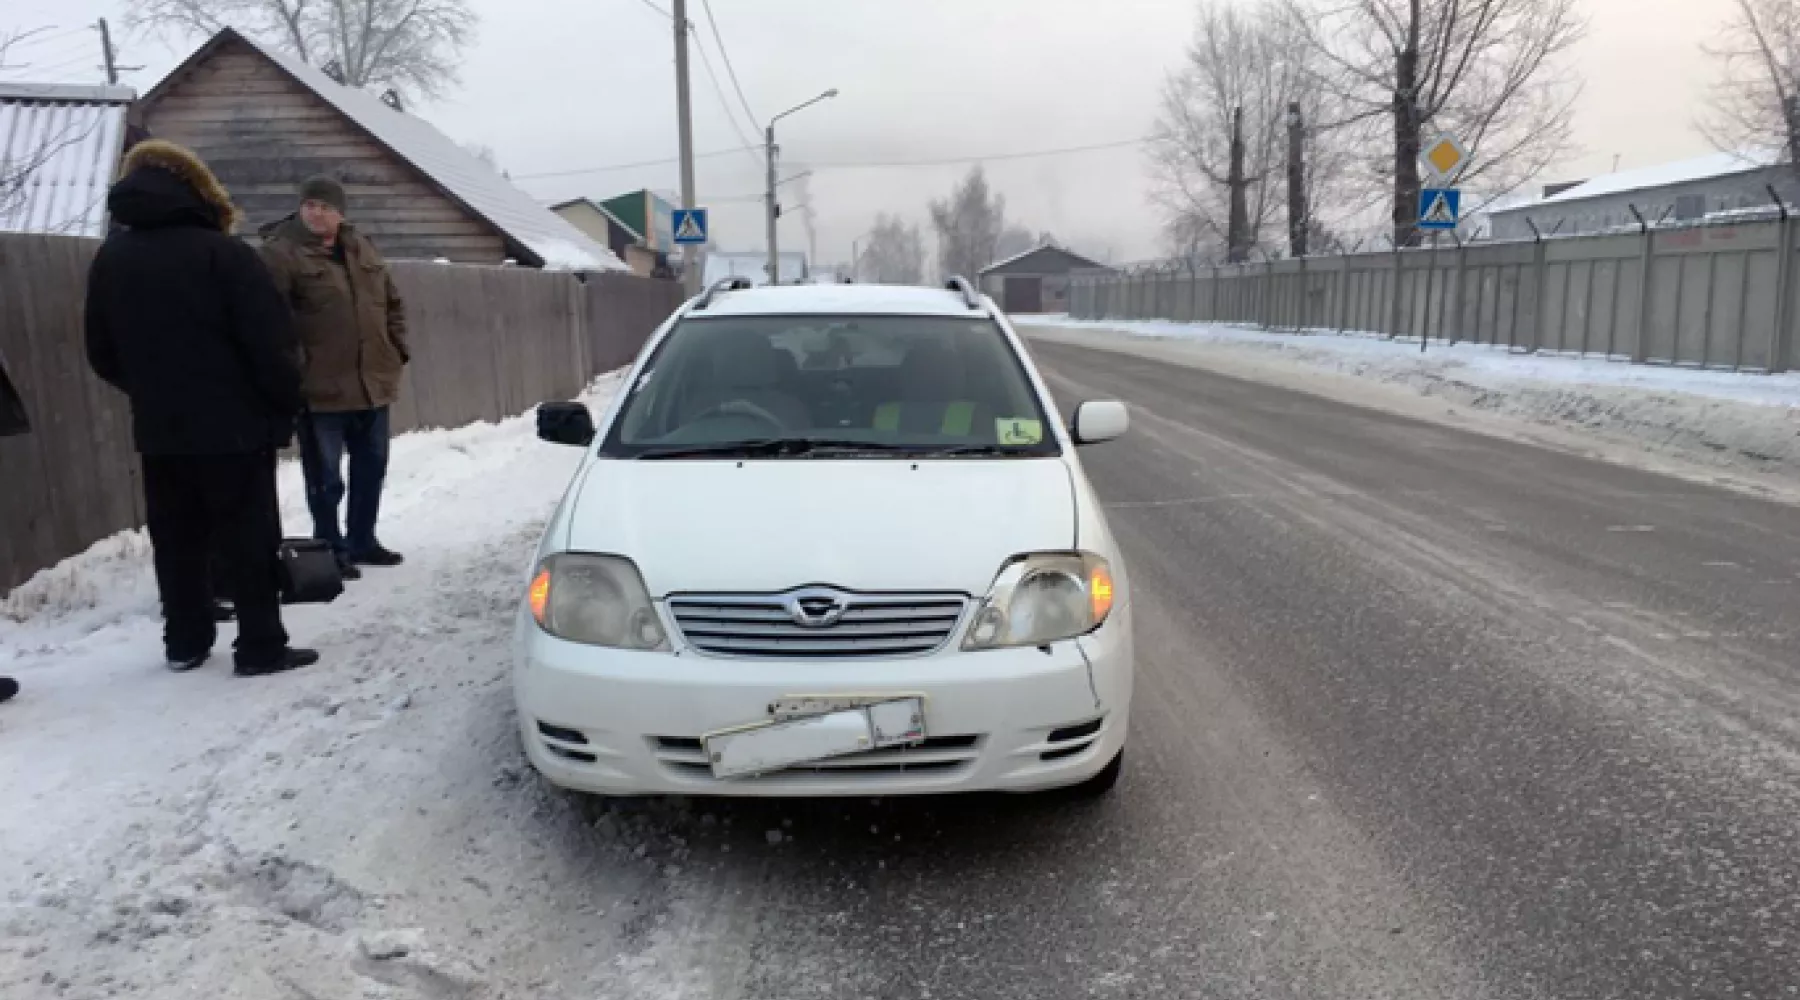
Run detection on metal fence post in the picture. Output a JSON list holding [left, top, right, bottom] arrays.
[[1629, 204, 1653, 363], [1451, 233, 1467, 346], [1386, 236, 1402, 340], [1524, 218, 1548, 354], [1771, 189, 1795, 373]]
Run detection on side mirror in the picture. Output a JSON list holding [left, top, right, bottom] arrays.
[[537, 402, 596, 447], [1071, 400, 1128, 445]]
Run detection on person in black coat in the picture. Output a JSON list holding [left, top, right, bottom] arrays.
[[1, 349, 23, 703], [84, 140, 319, 677]]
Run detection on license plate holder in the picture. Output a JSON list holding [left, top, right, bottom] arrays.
[[705, 697, 927, 779]]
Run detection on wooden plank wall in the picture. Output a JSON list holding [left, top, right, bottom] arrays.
[[137, 36, 507, 263], [0, 234, 679, 593]]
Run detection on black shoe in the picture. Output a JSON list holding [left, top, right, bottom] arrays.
[[0, 677, 17, 704], [167, 651, 210, 673], [212, 599, 236, 623], [336, 558, 363, 582], [235, 648, 320, 677], [351, 546, 404, 568]]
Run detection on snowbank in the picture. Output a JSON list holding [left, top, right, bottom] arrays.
[[0, 374, 624, 999], [1025, 317, 1800, 494]]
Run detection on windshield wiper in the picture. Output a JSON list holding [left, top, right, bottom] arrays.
[[635, 438, 916, 460]]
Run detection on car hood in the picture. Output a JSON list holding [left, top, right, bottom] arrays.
[[563, 458, 1077, 596]]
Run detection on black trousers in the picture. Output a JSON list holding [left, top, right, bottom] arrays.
[[142, 450, 288, 666]]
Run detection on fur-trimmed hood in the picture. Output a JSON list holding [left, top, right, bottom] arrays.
[[108, 140, 241, 234]]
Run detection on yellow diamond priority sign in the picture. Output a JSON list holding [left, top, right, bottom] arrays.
[[1421, 133, 1468, 180]]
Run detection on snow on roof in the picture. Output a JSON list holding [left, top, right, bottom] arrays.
[[1503, 149, 1783, 212], [217, 32, 624, 271], [693, 283, 983, 318], [979, 244, 1107, 275], [0, 83, 133, 238]]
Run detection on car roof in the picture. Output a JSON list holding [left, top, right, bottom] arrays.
[[691, 283, 990, 319]]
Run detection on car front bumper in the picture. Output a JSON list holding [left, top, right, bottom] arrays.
[[513, 602, 1133, 797]]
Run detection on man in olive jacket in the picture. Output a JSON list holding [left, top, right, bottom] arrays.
[[259, 176, 410, 579]]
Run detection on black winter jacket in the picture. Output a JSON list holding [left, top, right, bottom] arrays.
[[84, 143, 303, 456]]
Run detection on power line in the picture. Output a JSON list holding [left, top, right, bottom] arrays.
[[688, 24, 762, 168], [699, 0, 758, 132], [633, 0, 672, 17], [514, 133, 1156, 184], [795, 135, 1156, 170]]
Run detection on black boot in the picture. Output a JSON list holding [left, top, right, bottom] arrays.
[[351, 545, 404, 568], [235, 648, 321, 678], [0, 677, 18, 704]]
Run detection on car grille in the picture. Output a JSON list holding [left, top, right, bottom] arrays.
[[667, 589, 969, 659], [652, 734, 984, 778]]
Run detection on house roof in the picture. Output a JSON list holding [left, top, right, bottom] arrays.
[[142, 29, 624, 271], [549, 197, 644, 244], [979, 244, 1108, 276], [1496, 149, 1783, 214], [0, 82, 135, 238]]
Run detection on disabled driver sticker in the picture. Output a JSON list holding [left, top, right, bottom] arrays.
[[997, 418, 1043, 446]]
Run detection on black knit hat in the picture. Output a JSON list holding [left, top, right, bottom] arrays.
[[299, 175, 347, 213]]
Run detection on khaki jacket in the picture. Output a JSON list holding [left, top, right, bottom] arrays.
[[258, 216, 410, 413]]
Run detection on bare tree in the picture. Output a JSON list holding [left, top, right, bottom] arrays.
[[1701, 0, 1800, 172], [125, 0, 477, 101], [857, 214, 925, 284], [1289, 0, 1585, 245], [929, 165, 1007, 280], [1150, 1, 1351, 261], [994, 224, 1036, 261]]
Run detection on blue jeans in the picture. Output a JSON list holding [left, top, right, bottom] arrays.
[[300, 407, 391, 559]]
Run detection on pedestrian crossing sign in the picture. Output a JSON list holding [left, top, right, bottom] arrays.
[[673, 208, 709, 245], [1418, 188, 1460, 231]]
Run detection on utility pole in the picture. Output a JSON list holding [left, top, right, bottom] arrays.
[[1227, 106, 1249, 264], [672, 0, 699, 296], [1287, 101, 1307, 258], [97, 18, 119, 85], [765, 124, 780, 285]]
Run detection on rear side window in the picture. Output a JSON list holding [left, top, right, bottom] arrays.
[[603, 314, 1059, 457]]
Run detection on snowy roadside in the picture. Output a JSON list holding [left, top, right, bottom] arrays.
[[1023, 317, 1800, 501], [0, 372, 733, 999]]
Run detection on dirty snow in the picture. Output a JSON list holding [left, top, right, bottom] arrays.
[[1024, 316, 1800, 498], [0, 373, 743, 999]]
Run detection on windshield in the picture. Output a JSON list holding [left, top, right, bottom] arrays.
[[599, 314, 1061, 459]]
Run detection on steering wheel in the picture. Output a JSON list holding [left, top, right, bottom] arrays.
[[685, 399, 790, 433]]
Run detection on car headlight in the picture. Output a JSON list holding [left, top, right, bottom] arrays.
[[963, 553, 1115, 650], [527, 554, 669, 651]]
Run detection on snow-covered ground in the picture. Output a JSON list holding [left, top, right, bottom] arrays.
[[0, 373, 724, 999], [1025, 317, 1800, 499]]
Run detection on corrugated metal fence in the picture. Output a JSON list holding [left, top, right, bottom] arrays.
[[1069, 219, 1800, 374], [0, 233, 684, 593]]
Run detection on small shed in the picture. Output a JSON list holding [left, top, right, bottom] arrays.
[[0, 82, 136, 237], [550, 197, 666, 277], [131, 27, 622, 270], [978, 245, 1109, 314], [1488, 149, 1797, 240]]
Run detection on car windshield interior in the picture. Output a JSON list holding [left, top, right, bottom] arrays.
[[600, 314, 1061, 458]]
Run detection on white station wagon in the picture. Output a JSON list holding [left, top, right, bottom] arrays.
[[515, 278, 1133, 799]]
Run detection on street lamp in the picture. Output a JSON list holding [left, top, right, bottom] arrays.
[[766, 88, 838, 284]]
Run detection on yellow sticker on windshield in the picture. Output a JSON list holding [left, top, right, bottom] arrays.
[[996, 418, 1043, 445]]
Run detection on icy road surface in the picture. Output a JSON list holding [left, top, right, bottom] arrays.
[[3, 346, 1799, 998]]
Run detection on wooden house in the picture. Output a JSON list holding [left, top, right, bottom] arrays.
[[131, 28, 620, 270]]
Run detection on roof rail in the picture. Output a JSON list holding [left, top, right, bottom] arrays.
[[695, 276, 752, 310], [945, 275, 981, 309]]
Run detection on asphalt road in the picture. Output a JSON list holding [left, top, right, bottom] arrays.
[[585, 336, 1800, 1000]]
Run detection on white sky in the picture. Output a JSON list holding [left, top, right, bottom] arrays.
[[2, 0, 1737, 266]]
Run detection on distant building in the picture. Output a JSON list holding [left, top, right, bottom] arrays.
[[550, 197, 667, 277], [1489, 150, 1798, 241], [978, 245, 1110, 314], [131, 27, 622, 270], [704, 250, 808, 287], [0, 82, 136, 237], [598, 189, 676, 258]]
